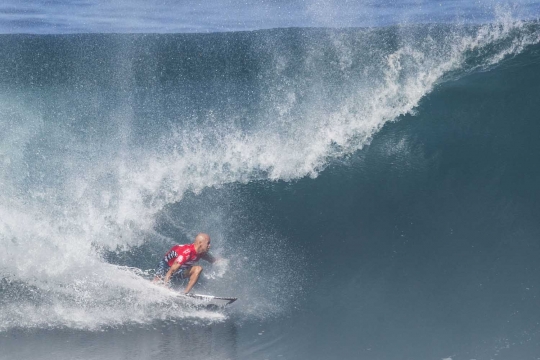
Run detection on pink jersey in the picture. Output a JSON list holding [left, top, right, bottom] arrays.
[[163, 244, 200, 268]]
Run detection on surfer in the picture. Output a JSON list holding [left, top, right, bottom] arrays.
[[153, 233, 216, 294]]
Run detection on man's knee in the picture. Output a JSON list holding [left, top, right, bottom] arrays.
[[191, 265, 203, 275]]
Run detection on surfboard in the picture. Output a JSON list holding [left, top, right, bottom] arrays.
[[145, 275, 237, 310], [176, 293, 238, 310]]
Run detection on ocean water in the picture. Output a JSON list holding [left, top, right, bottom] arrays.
[[2, 0, 540, 33], [2, 2, 540, 360]]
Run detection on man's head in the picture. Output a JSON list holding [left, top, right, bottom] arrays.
[[194, 233, 211, 254]]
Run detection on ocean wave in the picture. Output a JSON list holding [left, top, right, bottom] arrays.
[[0, 14, 539, 330]]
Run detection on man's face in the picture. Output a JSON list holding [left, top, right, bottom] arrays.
[[202, 239, 211, 253]]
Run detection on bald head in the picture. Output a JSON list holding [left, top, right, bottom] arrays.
[[194, 233, 211, 253]]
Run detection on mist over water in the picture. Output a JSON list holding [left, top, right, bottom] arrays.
[[1, 5, 540, 359]]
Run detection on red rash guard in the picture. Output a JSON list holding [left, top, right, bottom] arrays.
[[163, 244, 200, 269]]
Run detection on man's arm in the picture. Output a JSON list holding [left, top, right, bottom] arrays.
[[163, 255, 189, 285], [201, 252, 217, 264], [164, 261, 182, 286]]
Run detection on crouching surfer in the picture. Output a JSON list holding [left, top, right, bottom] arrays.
[[153, 233, 216, 294]]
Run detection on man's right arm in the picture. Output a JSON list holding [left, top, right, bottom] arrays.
[[164, 255, 186, 285], [164, 262, 181, 286]]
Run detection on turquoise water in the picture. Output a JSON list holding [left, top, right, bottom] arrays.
[[2, 3, 540, 360], [1, 0, 540, 33]]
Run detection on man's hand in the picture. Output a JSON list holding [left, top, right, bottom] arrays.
[[164, 261, 182, 285]]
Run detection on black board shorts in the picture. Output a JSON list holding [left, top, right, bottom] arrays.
[[155, 259, 190, 281]]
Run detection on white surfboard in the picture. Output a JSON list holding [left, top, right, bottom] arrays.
[[177, 293, 238, 310]]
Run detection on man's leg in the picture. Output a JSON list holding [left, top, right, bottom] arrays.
[[184, 265, 203, 294], [153, 259, 169, 283]]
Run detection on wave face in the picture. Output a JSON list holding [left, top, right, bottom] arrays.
[[2, 15, 540, 359]]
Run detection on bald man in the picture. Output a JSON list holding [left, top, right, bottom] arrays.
[[153, 233, 216, 294]]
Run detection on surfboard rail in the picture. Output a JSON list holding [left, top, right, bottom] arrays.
[[185, 293, 238, 306]]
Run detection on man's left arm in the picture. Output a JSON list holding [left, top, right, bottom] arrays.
[[201, 252, 217, 264]]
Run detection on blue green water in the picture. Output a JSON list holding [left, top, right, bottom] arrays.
[[2, 0, 540, 33], [2, 6, 540, 360]]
